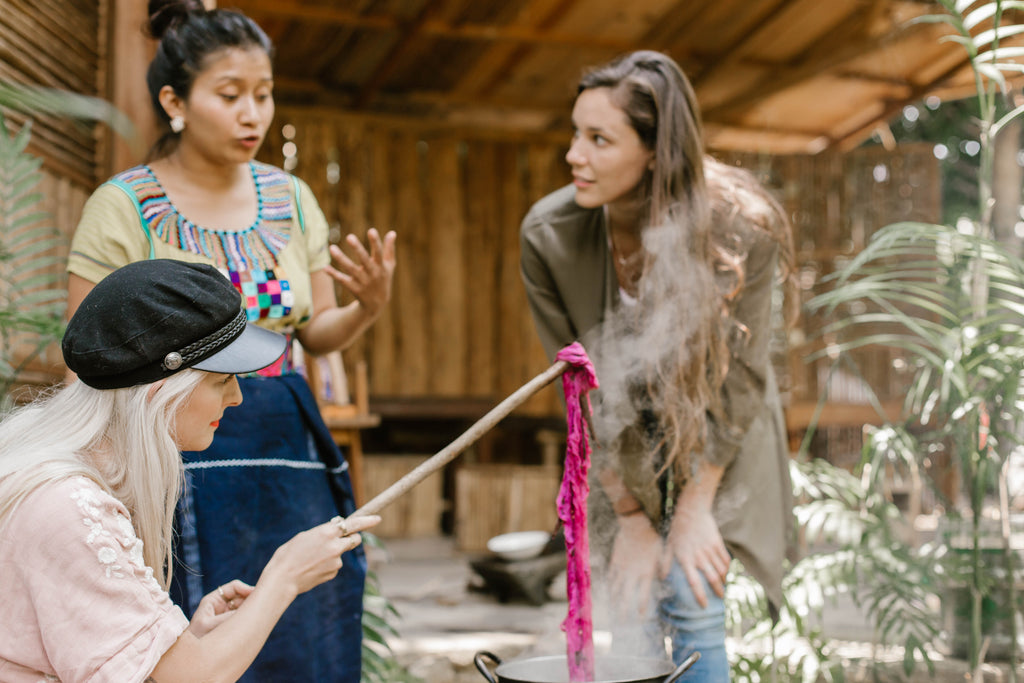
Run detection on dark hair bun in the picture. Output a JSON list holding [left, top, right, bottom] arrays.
[[147, 0, 205, 39]]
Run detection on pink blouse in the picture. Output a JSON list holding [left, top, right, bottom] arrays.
[[0, 476, 188, 682]]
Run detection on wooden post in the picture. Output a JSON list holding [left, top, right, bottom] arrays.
[[101, 0, 157, 177]]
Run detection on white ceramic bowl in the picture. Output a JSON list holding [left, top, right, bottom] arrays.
[[486, 530, 551, 561]]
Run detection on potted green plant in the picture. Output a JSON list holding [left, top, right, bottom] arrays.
[[807, 0, 1024, 675], [726, 456, 939, 682]]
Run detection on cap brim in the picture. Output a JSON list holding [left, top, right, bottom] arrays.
[[192, 323, 288, 375]]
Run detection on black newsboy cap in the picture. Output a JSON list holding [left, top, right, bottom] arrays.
[[63, 259, 287, 389]]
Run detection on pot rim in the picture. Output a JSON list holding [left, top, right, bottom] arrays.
[[487, 652, 678, 683]]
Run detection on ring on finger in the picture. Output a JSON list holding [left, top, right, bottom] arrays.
[[333, 515, 349, 536], [217, 585, 227, 600]]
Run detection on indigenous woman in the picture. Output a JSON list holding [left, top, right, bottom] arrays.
[[65, 2, 396, 679], [0, 259, 379, 682], [520, 51, 797, 681]]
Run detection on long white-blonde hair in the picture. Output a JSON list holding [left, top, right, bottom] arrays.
[[0, 369, 205, 589]]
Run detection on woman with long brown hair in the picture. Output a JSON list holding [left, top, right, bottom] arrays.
[[521, 50, 797, 680]]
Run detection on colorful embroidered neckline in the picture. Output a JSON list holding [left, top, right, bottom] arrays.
[[114, 162, 294, 272]]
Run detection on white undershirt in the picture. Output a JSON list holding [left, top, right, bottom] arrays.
[[604, 205, 639, 307]]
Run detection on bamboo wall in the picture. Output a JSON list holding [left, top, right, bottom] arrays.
[[261, 109, 941, 423], [722, 145, 942, 467], [0, 0, 104, 189], [261, 109, 568, 417], [16, 170, 88, 384], [721, 145, 942, 407], [1, 0, 104, 394]]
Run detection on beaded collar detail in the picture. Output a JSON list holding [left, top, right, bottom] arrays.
[[112, 162, 294, 272]]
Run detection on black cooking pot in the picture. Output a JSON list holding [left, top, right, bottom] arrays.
[[474, 650, 700, 683]]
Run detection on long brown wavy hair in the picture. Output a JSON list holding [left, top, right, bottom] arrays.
[[578, 51, 796, 478]]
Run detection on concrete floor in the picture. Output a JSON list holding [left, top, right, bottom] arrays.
[[370, 535, 1024, 683]]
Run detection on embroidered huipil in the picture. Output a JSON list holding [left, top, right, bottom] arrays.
[[68, 162, 330, 338], [0, 477, 189, 682]]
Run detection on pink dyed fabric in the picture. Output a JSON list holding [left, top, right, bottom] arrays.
[[555, 342, 599, 682]]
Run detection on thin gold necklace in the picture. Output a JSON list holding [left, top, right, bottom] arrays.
[[605, 206, 635, 266]]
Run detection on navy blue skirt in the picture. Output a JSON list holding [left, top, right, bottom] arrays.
[[170, 372, 365, 682]]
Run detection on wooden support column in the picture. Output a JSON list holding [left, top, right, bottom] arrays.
[[102, 0, 157, 176], [101, 0, 218, 177]]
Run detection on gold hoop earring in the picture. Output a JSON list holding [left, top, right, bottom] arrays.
[[170, 116, 185, 134]]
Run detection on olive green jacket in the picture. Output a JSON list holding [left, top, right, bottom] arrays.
[[520, 184, 795, 610]]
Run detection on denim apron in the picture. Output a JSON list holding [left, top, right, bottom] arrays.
[[170, 373, 365, 682]]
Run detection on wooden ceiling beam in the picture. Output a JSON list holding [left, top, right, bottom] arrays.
[[273, 103, 566, 142], [690, 0, 801, 87], [449, 0, 578, 99], [634, 0, 715, 53], [831, 53, 976, 151], [238, 0, 631, 50], [233, 1, 396, 29], [353, 1, 437, 109], [274, 75, 567, 116], [704, 4, 928, 122], [707, 120, 833, 140], [832, 69, 919, 88], [423, 20, 631, 49]]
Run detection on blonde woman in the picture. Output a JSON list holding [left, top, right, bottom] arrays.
[[0, 260, 379, 682], [64, 2, 396, 678]]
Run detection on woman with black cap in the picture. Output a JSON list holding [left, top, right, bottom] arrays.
[[0, 259, 380, 682]]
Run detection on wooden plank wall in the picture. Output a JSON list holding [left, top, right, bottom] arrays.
[[8, 87, 940, 429], [4, 167, 88, 396], [262, 109, 568, 417]]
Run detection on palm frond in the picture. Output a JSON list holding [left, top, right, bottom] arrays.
[[0, 111, 66, 399], [0, 83, 136, 140], [359, 536, 423, 683]]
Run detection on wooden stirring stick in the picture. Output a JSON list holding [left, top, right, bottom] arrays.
[[348, 359, 570, 519]]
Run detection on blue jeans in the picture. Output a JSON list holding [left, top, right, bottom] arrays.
[[610, 561, 729, 682]]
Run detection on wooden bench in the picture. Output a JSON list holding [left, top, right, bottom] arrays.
[[784, 399, 902, 454]]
